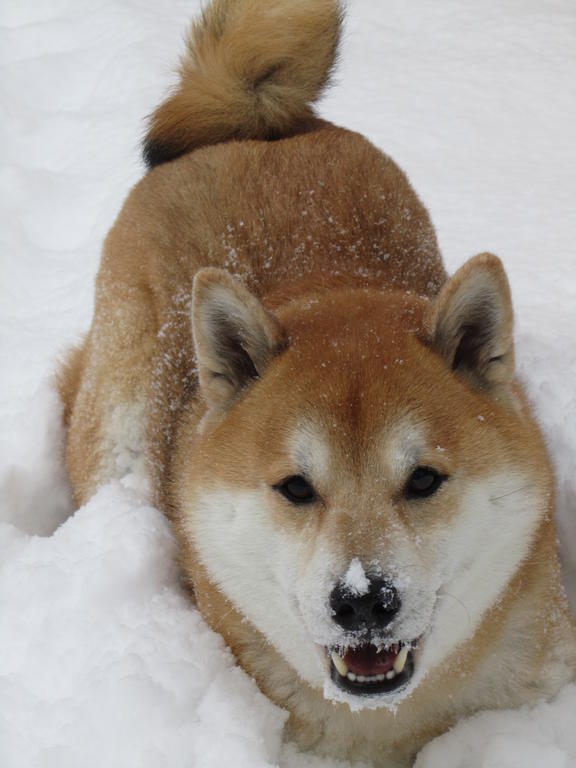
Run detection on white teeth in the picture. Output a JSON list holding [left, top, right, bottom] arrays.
[[331, 651, 348, 677], [393, 645, 410, 674], [345, 671, 397, 684], [332, 643, 413, 687]]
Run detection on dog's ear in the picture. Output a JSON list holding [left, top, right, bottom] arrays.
[[192, 268, 286, 409], [424, 253, 515, 398]]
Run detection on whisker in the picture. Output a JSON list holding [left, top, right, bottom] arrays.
[[490, 484, 532, 502], [212, 604, 238, 631], [440, 591, 472, 626]]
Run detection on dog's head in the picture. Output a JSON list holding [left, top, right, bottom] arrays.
[[179, 255, 549, 710]]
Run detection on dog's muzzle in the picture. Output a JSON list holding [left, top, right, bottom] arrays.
[[327, 577, 417, 695]]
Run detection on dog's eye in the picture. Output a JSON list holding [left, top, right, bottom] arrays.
[[275, 475, 317, 505], [404, 467, 446, 499]]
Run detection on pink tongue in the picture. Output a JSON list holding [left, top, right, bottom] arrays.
[[344, 645, 397, 676]]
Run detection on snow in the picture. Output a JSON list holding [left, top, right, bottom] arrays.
[[415, 685, 576, 768], [1, 0, 575, 767], [0, 463, 287, 768], [342, 557, 371, 597]]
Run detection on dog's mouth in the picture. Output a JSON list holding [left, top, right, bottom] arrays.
[[327, 641, 415, 696]]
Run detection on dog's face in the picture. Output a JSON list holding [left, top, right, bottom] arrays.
[[180, 258, 548, 710]]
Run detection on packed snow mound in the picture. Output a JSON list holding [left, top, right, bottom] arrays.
[[0, 399, 287, 768], [1, 0, 576, 766], [416, 685, 576, 768]]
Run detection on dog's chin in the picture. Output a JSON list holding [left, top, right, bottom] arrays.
[[323, 639, 419, 699]]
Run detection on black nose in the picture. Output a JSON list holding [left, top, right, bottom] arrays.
[[330, 578, 401, 631]]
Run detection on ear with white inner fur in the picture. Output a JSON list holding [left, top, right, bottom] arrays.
[[424, 253, 515, 397], [192, 268, 287, 408]]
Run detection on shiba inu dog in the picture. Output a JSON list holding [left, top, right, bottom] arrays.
[[59, 0, 576, 764]]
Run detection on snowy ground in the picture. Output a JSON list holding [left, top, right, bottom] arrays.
[[1, 1, 575, 766]]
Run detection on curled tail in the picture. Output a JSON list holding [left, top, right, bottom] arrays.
[[143, 0, 343, 168]]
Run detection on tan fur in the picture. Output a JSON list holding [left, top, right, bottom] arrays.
[[59, 0, 576, 764], [61, 124, 444, 507], [143, 0, 342, 166], [170, 284, 575, 764]]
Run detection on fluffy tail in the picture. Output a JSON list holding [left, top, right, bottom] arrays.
[[143, 0, 343, 168]]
